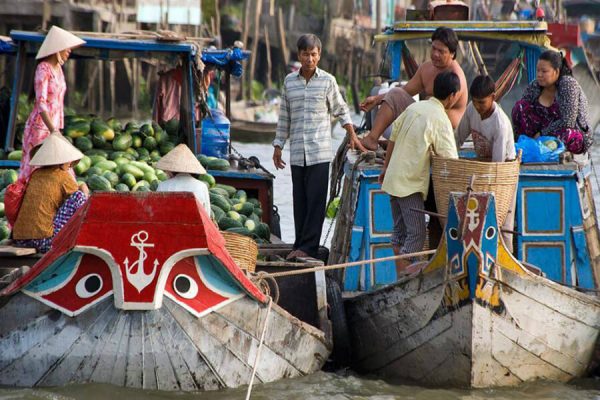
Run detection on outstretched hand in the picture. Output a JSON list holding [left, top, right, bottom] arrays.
[[360, 95, 380, 112], [273, 146, 286, 170]]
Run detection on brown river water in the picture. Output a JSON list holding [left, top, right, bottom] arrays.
[[2, 120, 600, 399]]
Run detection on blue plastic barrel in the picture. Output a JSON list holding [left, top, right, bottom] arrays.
[[201, 108, 230, 159]]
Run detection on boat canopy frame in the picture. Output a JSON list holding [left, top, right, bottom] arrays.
[[1, 30, 248, 167], [375, 21, 553, 85]]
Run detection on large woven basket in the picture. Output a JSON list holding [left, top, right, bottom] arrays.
[[222, 231, 258, 273], [431, 155, 520, 225]]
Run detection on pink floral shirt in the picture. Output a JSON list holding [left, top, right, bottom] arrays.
[[19, 61, 66, 180]]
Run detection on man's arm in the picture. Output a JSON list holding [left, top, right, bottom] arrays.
[[360, 66, 424, 112], [455, 107, 471, 149], [273, 82, 290, 169], [447, 68, 469, 129], [328, 78, 366, 152]]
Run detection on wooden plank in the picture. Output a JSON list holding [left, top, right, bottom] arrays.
[[160, 299, 223, 390], [144, 310, 180, 390], [246, 0, 263, 99], [37, 300, 115, 386], [124, 311, 144, 388], [264, 24, 272, 89], [0, 246, 37, 256], [276, 7, 289, 68], [164, 299, 255, 388], [215, 297, 329, 374], [0, 298, 114, 386], [140, 312, 158, 390], [154, 307, 199, 391]]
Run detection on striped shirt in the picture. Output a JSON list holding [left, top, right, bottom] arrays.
[[273, 68, 352, 166]]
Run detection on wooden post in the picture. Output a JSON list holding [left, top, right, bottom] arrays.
[[5, 42, 26, 150], [240, 0, 251, 100], [109, 61, 116, 116], [42, 0, 51, 31], [132, 59, 139, 118], [264, 24, 272, 90], [98, 60, 105, 116], [375, 0, 382, 66], [246, 0, 263, 100], [276, 7, 289, 69], [215, 0, 221, 45]]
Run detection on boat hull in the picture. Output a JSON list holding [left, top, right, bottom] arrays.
[[346, 251, 600, 387], [0, 292, 329, 390]]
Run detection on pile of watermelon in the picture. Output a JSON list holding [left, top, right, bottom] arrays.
[[202, 179, 270, 242], [2, 115, 270, 242]]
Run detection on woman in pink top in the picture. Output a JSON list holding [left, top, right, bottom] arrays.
[[19, 26, 85, 180]]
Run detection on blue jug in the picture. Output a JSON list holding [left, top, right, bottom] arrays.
[[201, 108, 230, 159]]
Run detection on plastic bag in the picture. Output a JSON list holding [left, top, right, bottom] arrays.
[[515, 135, 565, 163], [5, 178, 27, 226]]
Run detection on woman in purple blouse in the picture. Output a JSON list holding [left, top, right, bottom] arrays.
[[512, 50, 592, 154]]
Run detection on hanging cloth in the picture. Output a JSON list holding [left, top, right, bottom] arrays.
[[401, 45, 420, 80], [495, 49, 525, 101]]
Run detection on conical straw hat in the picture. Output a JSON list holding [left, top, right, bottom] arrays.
[[155, 144, 206, 175], [36, 26, 86, 60], [30, 133, 84, 166]]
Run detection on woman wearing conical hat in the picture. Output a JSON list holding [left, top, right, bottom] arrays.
[[12, 133, 89, 253], [156, 144, 211, 214], [18, 26, 85, 181]]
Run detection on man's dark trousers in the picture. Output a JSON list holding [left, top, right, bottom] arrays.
[[291, 162, 329, 257]]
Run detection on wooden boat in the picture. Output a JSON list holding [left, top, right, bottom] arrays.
[[0, 192, 331, 391], [343, 190, 600, 387], [229, 100, 278, 143]]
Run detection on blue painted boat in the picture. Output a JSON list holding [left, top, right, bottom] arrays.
[[328, 21, 600, 387]]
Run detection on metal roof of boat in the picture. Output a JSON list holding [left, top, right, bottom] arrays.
[[10, 30, 203, 55], [375, 21, 551, 48]]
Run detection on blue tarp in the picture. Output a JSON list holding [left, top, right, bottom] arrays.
[[201, 47, 249, 77], [0, 38, 15, 55]]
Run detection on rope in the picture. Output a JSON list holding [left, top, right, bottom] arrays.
[[245, 296, 273, 400], [249, 271, 280, 303], [266, 249, 436, 279]]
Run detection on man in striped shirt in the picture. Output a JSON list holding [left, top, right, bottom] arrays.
[[273, 34, 363, 260]]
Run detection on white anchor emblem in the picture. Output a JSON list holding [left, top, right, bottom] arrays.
[[124, 231, 159, 293]]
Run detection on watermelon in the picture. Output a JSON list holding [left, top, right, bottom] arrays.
[[89, 155, 107, 165], [88, 175, 112, 191], [207, 158, 230, 171], [154, 128, 167, 144], [211, 205, 226, 222], [149, 150, 162, 162], [225, 227, 252, 236], [91, 134, 107, 148], [136, 147, 150, 161], [85, 149, 109, 158], [112, 134, 133, 151], [0, 202, 5, 218], [156, 169, 169, 181], [109, 151, 134, 161], [233, 202, 254, 216], [119, 164, 144, 179], [113, 157, 130, 167], [94, 160, 118, 172], [139, 123, 154, 138], [218, 217, 242, 230], [3, 169, 18, 187], [244, 219, 256, 231], [102, 171, 120, 187], [124, 121, 140, 132], [106, 117, 122, 132], [132, 135, 143, 149], [64, 121, 90, 138], [197, 173, 216, 188], [164, 118, 179, 135], [143, 136, 158, 151], [209, 192, 231, 212], [114, 183, 130, 192], [74, 158, 90, 176], [215, 183, 236, 197], [86, 166, 103, 177], [159, 141, 175, 155], [120, 173, 137, 189], [7, 150, 23, 161], [233, 190, 247, 203], [255, 222, 270, 240], [132, 180, 150, 192], [126, 148, 139, 159], [0, 222, 10, 240], [75, 136, 93, 152], [209, 187, 230, 198]]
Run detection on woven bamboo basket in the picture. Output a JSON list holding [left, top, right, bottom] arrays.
[[222, 231, 258, 273], [431, 155, 520, 225]]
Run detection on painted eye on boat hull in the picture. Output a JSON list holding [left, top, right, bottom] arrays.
[[486, 226, 496, 240], [75, 273, 103, 298], [449, 227, 459, 240], [174, 274, 199, 299]]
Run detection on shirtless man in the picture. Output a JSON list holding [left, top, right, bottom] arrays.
[[356, 27, 468, 151]]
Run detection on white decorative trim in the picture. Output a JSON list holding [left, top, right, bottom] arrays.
[[24, 253, 83, 296]]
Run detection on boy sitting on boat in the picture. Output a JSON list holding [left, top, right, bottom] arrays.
[[379, 71, 460, 276], [456, 75, 516, 162], [455, 74, 516, 250]]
